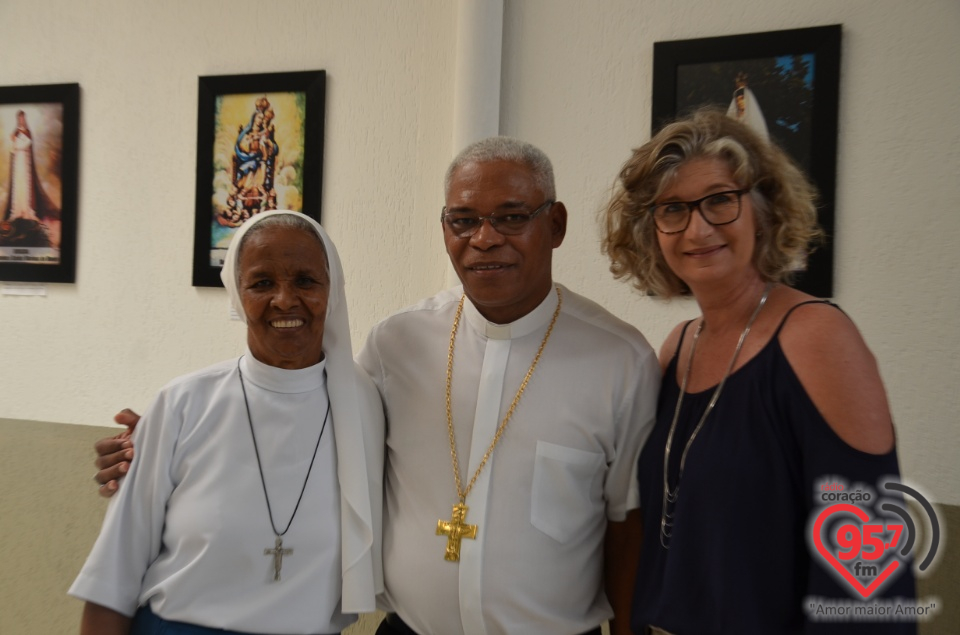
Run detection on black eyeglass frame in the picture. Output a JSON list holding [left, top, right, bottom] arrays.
[[650, 189, 748, 235], [440, 200, 555, 238]]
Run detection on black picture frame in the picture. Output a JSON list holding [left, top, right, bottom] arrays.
[[192, 70, 325, 287], [652, 25, 841, 297], [0, 83, 80, 283]]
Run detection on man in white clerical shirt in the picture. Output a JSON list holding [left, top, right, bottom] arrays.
[[362, 137, 659, 635], [93, 137, 659, 635]]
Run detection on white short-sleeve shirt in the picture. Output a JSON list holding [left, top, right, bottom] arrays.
[[69, 354, 353, 634], [358, 284, 660, 635]]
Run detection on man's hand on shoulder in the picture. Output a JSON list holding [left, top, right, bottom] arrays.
[[94, 409, 140, 498]]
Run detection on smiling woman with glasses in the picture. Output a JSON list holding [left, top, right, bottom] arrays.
[[601, 107, 915, 635], [441, 199, 554, 238]]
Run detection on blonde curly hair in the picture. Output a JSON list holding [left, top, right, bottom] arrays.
[[601, 107, 822, 298]]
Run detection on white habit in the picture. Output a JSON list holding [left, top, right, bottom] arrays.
[[69, 355, 382, 633], [358, 284, 660, 635]]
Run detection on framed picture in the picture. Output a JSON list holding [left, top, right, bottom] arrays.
[[652, 25, 841, 297], [0, 83, 79, 283], [192, 70, 325, 287]]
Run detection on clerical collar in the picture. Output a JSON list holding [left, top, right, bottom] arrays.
[[462, 285, 560, 341], [239, 349, 327, 394]]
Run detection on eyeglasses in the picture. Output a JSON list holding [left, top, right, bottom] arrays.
[[650, 190, 747, 234], [441, 200, 554, 238]]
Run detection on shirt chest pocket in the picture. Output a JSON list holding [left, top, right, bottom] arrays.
[[530, 441, 606, 543]]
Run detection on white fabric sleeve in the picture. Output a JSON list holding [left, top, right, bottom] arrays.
[[353, 362, 385, 596], [604, 346, 661, 521], [68, 388, 182, 616], [356, 325, 386, 397]]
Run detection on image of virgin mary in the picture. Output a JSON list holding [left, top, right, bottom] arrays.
[[1, 110, 59, 248], [221, 97, 279, 227], [726, 73, 770, 140]]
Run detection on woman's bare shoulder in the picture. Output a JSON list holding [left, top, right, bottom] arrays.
[[777, 300, 896, 455]]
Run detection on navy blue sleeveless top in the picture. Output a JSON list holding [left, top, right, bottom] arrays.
[[631, 302, 916, 634]]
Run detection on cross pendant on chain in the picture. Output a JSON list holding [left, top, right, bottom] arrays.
[[436, 502, 478, 562], [264, 536, 293, 581]]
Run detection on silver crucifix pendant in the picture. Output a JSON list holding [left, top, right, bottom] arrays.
[[264, 536, 293, 581]]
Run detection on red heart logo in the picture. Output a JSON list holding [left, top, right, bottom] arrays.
[[812, 503, 901, 599]]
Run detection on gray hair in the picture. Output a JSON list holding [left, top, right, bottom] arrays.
[[444, 136, 556, 199]]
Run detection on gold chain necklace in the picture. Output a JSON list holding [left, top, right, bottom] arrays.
[[436, 287, 563, 562], [659, 283, 772, 549]]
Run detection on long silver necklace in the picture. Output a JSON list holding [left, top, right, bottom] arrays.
[[659, 283, 772, 549], [238, 357, 330, 580]]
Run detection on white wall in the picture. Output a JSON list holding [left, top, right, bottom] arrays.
[[499, 0, 960, 506], [0, 0, 455, 419], [1, 0, 957, 504]]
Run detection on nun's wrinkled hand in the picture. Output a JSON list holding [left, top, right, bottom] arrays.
[[93, 409, 140, 498]]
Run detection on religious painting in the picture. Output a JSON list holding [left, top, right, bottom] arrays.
[[192, 71, 325, 287], [0, 83, 79, 283], [651, 25, 841, 298]]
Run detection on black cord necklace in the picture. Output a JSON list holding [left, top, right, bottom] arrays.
[[237, 356, 330, 581]]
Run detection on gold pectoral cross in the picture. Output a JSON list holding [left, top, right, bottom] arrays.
[[436, 502, 478, 562], [264, 536, 292, 581]]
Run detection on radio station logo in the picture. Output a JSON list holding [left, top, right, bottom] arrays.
[[806, 477, 942, 622]]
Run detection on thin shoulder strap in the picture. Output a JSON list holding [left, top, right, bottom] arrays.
[[773, 299, 843, 338], [671, 319, 696, 362]]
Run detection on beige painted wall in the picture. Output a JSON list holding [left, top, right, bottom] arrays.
[[1, 0, 958, 633]]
